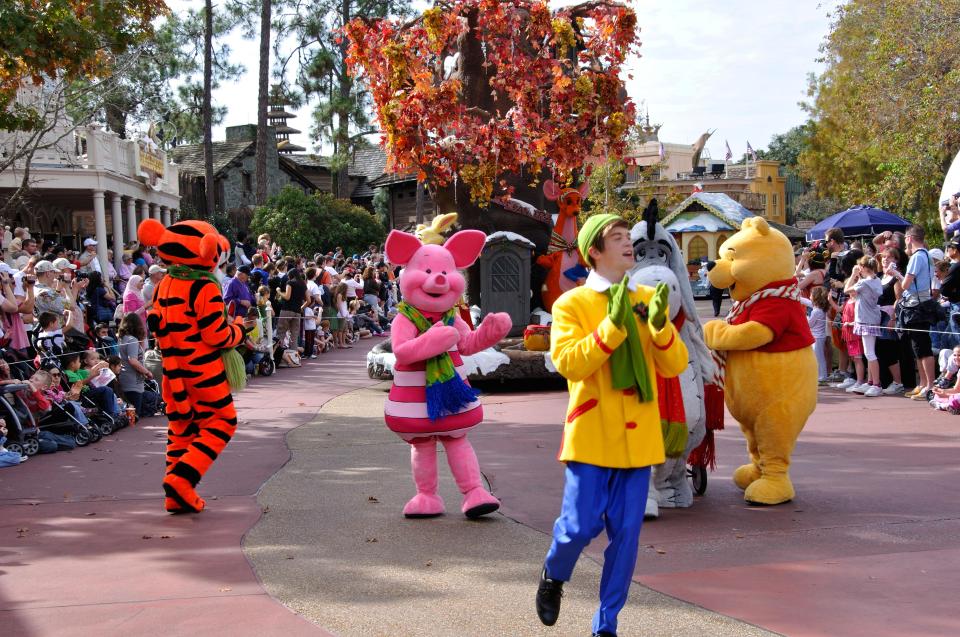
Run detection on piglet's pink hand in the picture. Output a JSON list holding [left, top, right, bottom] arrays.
[[480, 312, 512, 341], [426, 323, 460, 351]]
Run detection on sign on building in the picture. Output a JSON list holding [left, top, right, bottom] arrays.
[[136, 136, 165, 190]]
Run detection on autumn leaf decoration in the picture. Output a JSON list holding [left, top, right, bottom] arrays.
[[345, 0, 639, 207]]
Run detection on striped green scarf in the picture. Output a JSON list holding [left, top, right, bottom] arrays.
[[166, 265, 247, 392], [397, 301, 478, 421], [606, 281, 654, 402]]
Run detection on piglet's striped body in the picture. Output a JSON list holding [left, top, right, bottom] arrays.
[[385, 315, 483, 441]]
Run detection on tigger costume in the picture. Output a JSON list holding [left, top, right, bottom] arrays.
[[138, 219, 247, 513]]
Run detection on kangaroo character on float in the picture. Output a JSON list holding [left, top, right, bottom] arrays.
[[629, 200, 721, 519], [384, 221, 512, 518], [536, 179, 590, 313]]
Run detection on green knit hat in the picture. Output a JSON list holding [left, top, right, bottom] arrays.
[[578, 213, 624, 267]]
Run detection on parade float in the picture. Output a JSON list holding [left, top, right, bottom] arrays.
[[349, 0, 638, 381]]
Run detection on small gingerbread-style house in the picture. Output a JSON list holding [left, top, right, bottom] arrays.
[[661, 192, 804, 266]]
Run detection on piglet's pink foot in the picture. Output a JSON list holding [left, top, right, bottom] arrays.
[[462, 487, 500, 519], [403, 493, 445, 518]]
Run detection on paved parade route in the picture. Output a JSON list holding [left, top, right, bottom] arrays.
[[3, 325, 960, 636], [0, 347, 378, 637]]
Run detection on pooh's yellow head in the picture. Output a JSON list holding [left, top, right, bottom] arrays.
[[707, 217, 796, 302]]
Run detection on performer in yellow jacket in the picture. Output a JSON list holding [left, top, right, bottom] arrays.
[[535, 214, 688, 637]]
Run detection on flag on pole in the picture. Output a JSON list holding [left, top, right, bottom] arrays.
[[658, 141, 665, 161], [746, 141, 756, 162], [724, 140, 733, 161]]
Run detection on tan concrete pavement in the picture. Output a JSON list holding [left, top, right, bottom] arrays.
[[243, 385, 776, 637]]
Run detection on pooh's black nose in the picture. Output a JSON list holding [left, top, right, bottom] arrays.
[[706, 260, 717, 272]]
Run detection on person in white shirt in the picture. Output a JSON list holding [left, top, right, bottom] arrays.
[[78, 238, 101, 274], [142, 265, 166, 311], [344, 272, 363, 299], [305, 267, 323, 304]]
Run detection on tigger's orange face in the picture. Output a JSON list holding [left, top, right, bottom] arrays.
[[137, 219, 229, 270]]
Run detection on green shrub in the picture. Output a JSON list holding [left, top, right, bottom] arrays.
[[250, 186, 386, 257]]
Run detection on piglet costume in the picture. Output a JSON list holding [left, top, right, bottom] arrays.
[[384, 227, 512, 518]]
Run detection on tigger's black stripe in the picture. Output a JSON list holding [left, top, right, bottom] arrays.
[[171, 461, 203, 486], [193, 441, 219, 461], [189, 350, 221, 366], [166, 368, 204, 380], [197, 395, 233, 409], [159, 241, 207, 261], [167, 223, 207, 239], [194, 371, 227, 389], [207, 427, 233, 443]]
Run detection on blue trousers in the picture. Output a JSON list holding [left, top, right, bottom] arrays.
[[544, 462, 651, 636]]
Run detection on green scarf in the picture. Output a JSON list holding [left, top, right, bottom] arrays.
[[166, 265, 247, 392], [396, 301, 479, 421], [606, 281, 654, 402]]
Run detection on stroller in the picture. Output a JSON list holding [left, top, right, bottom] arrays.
[[242, 305, 275, 377], [0, 383, 40, 456], [30, 331, 117, 438], [32, 387, 100, 447]]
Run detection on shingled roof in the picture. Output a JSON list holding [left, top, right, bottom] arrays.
[[287, 146, 388, 181], [168, 140, 253, 178], [368, 172, 415, 188], [349, 146, 387, 181]]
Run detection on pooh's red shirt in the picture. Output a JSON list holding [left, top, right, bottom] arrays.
[[729, 280, 815, 353]]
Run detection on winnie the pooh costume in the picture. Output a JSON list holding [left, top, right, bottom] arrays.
[[704, 217, 817, 505]]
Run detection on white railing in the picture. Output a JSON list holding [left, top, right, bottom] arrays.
[[0, 125, 179, 197]]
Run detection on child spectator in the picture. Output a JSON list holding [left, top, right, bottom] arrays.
[[94, 323, 120, 358], [318, 319, 334, 354], [303, 298, 318, 358], [804, 287, 831, 384], [931, 345, 960, 413], [41, 364, 89, 426], [276, 329, 303, 368], [334, 282, 352, 349], [0, 418, 27, 467], [845, 256, 884, 397], [22, 369, 54, 417], [350, 299, 384, 336], [63, 351, 119, 419], [36, 311, 65, 353], [837, 287, 866, 393]]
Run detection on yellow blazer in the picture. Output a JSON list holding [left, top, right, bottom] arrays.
[[550, 273, 688, 468]]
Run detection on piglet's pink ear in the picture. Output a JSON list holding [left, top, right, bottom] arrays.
[[543, 179, 560, 201], [444, 230, 486, 269], [384, 229, 422, 266]]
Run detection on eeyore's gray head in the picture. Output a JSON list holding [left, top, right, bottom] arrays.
[[631, 199, 695, 316], [631, 200, 674, 268], [630, 199, 715, 379]]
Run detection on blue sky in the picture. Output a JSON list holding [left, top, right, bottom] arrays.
[[170, 0, 835, 161]]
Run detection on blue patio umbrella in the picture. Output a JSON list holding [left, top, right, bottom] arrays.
[[805, 205, 912, 241]]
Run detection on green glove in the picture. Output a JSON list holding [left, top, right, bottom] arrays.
[[607, 275, 631, 328], [648, 281, 669, 330], [662, 420, 689, 458]]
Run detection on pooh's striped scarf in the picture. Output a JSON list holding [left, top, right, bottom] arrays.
[[710, 279, 801, 389]]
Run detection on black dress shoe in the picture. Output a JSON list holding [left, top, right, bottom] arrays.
[[536, 568, 564, 626]]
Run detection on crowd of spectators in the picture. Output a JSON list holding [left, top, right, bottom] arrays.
[[0, 224, 399, 468], [0, 226, 172, 466], [226, 231, 396, 368], [794, 220, 957, 413]]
